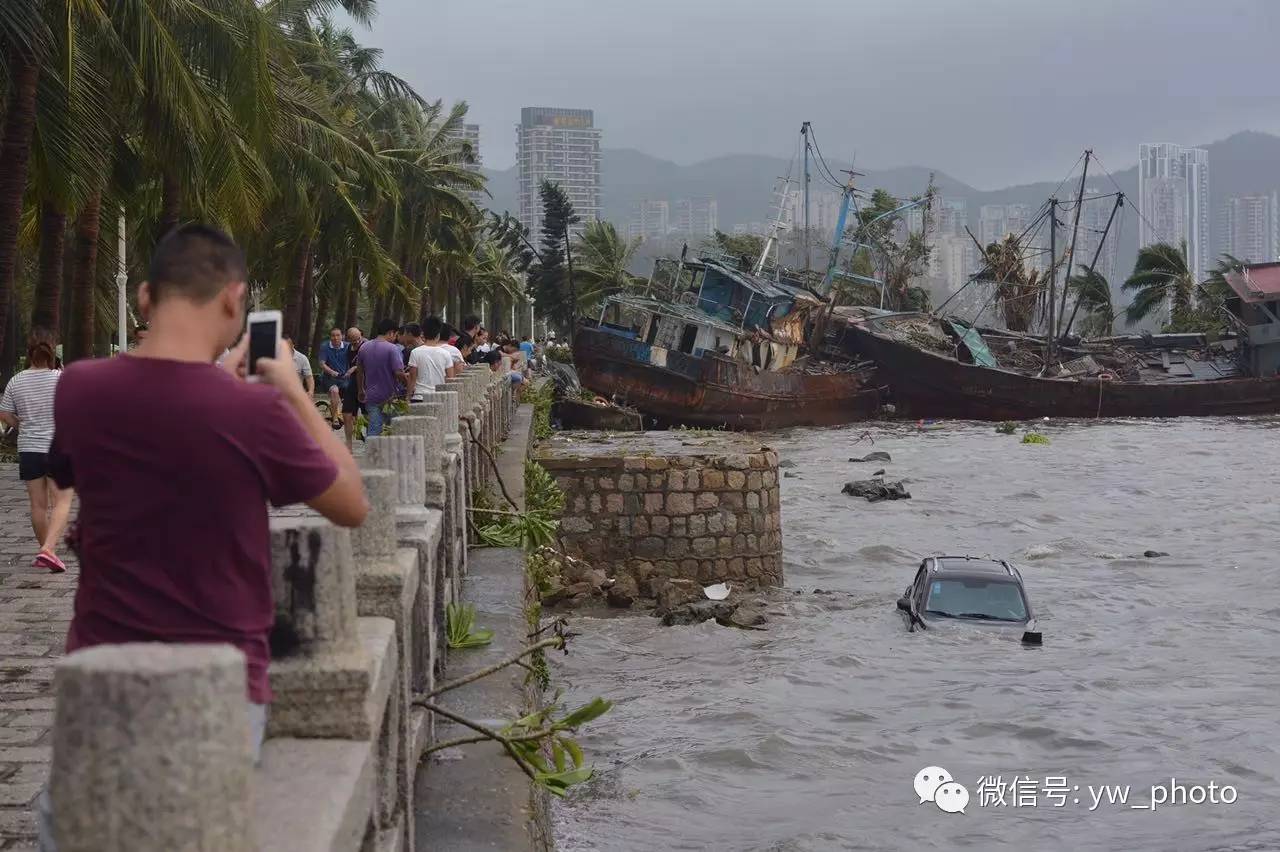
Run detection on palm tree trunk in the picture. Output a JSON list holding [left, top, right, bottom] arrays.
[[372, 292, 388, 326], [34, 204, 66, 332], [564, 227, 578, 343], [312, 282, 331, 356], [298, 251, 314, 354], [282, 236, 310, 343], [0, 50, 41, 360], [343, 271, 359, 330], [69, 192, 102, 362], [158, 170, 181, 238]]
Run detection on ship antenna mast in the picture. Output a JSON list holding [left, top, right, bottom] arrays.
[[754, 173, 794, 277]]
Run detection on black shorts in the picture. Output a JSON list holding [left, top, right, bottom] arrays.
[[340, 381, 365, 415], [18, 452, 49, 482]]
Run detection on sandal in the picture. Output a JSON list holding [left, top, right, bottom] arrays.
[[34, 551, 66, 573]]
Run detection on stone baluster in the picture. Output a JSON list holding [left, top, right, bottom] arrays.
[[394, 415, 446, 508], [352, 466, 421, 851], [423, 388, 467, 579], [269, 515, 358, 655], [351, 468, 397, 561], [50, 644, 253, 852], [367, 434, 427, 510], [266, 516, 394, 741]]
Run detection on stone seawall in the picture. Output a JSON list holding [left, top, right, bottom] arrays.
[[536, 433, 783, 596], [2, 365, 525, 852]]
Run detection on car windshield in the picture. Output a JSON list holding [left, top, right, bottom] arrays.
[[924, 577, 1027, 622]]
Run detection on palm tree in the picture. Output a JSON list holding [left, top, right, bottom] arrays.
[[572, 220, 642, 307], [1122, 241, 1194, 327], [1066, 265, 1114, 338], [975, 234, 1044, 332]]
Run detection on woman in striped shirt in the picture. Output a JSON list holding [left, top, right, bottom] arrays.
[[0, 329, 71, 572]]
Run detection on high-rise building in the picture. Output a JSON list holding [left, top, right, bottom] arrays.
[[516, 107, 601, 238], [628, 200, 669, 242], [934, 234, 978, 294], [1221, 193, 1279, 264], [448, 123, 484, 205], [674, 198, 719, 238], [1138, 143, 1210, 282]]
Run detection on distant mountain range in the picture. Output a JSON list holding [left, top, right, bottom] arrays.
[[482, 130, 1280, 282]]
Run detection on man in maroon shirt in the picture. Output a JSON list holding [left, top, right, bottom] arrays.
[[46, 224, 367, 741]]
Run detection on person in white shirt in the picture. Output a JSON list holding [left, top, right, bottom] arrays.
[[407, 316, 460, 400], [0, 329, 71, 572]]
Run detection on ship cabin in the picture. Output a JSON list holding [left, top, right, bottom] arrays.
[[593, 259, 819, 371], [1224, 262, 1280, 376]]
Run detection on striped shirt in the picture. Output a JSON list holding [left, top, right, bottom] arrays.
[[0, 368, 61, 453]]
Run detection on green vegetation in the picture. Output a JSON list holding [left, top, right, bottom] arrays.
[[1121, 242, 1239, 335], [0, 0, 540, 373], [1066, 265, 1115, 338], [975, 234, 1046, 333], [995, 421, 1018, 435], [1021, 432, 1050, 445], [445, 602, 494, 649], [529, 381, 555, 440], [472, 460, 564, 550], [506, 697, 612, 797]]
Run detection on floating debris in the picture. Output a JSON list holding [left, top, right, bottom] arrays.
[[842, 479, 912, 502]]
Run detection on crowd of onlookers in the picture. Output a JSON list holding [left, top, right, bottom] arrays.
[[285, 312, 543, 449]]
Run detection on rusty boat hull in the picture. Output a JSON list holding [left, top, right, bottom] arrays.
[[849, 319, 1280, 420], [572, 325, 882, 429]]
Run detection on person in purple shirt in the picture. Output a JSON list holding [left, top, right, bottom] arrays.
[[356, 318, 408, 436]]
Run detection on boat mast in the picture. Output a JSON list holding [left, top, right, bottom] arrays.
[[1057, 150, 1091, 338], [1061, 192, 1124, 338], [1047, 197, 1058, 368], [754, 175, 793, 277], [802, 122, 812, 272]]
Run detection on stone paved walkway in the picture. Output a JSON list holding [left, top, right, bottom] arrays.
[[0, 468, 74, 851]]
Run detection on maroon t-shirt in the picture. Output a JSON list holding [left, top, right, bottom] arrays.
[[49, 356, 339, 703]]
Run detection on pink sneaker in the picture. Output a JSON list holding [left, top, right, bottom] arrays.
[[34, 551, 66, 573]]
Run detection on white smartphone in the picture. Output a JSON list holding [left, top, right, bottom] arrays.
[[246, 310, 282, 382]]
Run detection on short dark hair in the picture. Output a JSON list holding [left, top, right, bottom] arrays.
[[462, 314, 481, 332], [455, 332, 473, 350], [375, 318, 399, 336], [520, 334, 529, 342], [484, 349, 503, 366], [147, 224, 247, 304], [401, 322, 422, 338], [423, 316, 443, 340]]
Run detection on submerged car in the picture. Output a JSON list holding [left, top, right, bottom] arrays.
[[896, 556, 1041, 644]]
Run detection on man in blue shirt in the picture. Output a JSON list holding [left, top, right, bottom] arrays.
[[318, 327, 350, 428], [519, 334, 535, 365]]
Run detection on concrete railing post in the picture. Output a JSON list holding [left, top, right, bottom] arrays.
[[50, 644, 253, 852], [269, 516, 359, 655], [351, 468, 398, 561], [394, 415, 446, 508], [367, 434, 427, 510], [352, 466, 421, 852]]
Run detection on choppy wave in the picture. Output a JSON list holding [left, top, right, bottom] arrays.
[[552, 419, 1280, 851]]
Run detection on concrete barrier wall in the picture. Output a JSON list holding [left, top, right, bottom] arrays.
[[536, 438, 783, 595], [44, 365, 518, 852]]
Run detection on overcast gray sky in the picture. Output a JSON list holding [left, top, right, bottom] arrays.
[[351, 0, 1280, 188]]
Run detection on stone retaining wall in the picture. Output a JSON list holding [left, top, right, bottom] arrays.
[[536, 435, 783, 595], [39, 365, 519, 852]]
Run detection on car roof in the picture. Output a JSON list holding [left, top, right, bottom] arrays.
[[924, 556, 1019, 579]]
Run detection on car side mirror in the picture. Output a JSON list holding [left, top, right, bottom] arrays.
[[896, 597, 911, 612]]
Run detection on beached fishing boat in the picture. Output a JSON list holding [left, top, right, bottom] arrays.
[[573, 258, 882, 429], [847, 306, 1280, 420]]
